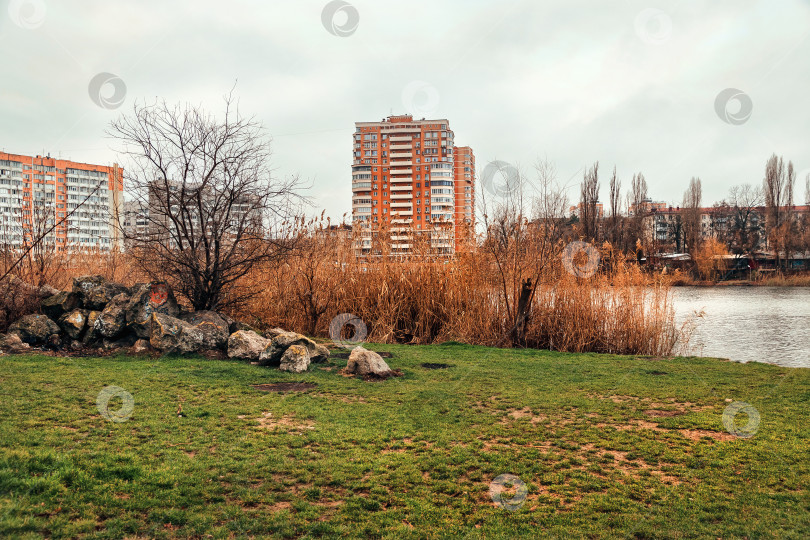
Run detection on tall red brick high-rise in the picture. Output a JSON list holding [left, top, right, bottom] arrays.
[[351, 115, 475, 256], [453, 146, 475, 250], [0, 151, 124, 250]]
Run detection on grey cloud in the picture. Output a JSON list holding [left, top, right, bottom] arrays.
[[1, 0, 809, 217]]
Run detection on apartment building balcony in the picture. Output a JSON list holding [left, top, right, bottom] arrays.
[[391, 218, 413, 224], [390, 136, 412, 142], [391, 193, 412, 199], [390, 160, 413, 166], [390, 152, 411, 158], [390, 185, 411, 191], [390, 144, 411, 150], [389, 126, 420, 133], [390, 168, 413, 175], [390, 201, 413, 208]]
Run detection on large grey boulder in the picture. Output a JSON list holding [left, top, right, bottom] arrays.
[[264, 327, 289, 339], [95, 293, 130, 338], [8, 314, 61, 345], [0, 333, 31, 353], [72, 275, 129, 311], [38, 284, 60, 298], [227, 330, 269, 360], [222, 314, 258, 335], [180, 311, 229, 350], [82, 310, 101, 344], [149, 313, 205, 354], [132, 338, 151, 354], [102, 334, 137, 350], [346, 346, 394, 376], [58, 309, 88, 340], [259, 331, 324, 366], [279, 344, 311, 373], [41, 291, 81, 320], [125, 283, 179, 338], [312, 343, 330, 363]]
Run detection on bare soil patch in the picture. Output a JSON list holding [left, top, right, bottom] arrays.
[[680, 429, 736, 442], [500, 406, 547, 425], [337, 368, 405, 381], [644, 409, 685, 418], [251, 382, 317, 393], [255, 412, 314, 432]]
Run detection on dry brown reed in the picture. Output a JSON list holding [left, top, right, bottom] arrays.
[[234, 220, 682, 356], [0, 222, 683, 355]]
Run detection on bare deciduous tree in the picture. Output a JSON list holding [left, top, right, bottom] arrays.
[[763, 154, 796, 271], [109, 92, 301, 311], [803, 173, 810, 253], [579, 162, 600, 241], [682, 177, 703, 258], [725, 184, 764, 255], [628, 172, 648, 252], [606, 166, 622, 247]]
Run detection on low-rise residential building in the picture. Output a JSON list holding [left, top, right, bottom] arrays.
[[644, 204, 809, 251], [569, 202, 605, 220]]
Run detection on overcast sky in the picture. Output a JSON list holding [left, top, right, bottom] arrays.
[[2, 0, 809, 218]]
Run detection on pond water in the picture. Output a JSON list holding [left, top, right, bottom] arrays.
[[671, 287, 810, 368]]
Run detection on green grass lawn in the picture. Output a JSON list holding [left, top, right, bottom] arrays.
[[0, 344, 808, 539]]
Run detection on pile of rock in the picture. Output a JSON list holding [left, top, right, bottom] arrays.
[[0, 275, 332, 373], [228, 327, 330, 373]]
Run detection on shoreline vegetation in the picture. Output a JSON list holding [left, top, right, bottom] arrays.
[[669, 271, 810, 287], [3, 239, 807, 365], [4, 237, 807, 363], [1, 344, 807, 538]]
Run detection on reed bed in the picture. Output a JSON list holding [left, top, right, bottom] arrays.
[[235, 231, 682, 356], [1, 231, 683, 356]]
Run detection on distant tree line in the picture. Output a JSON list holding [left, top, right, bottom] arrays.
[[571, 154, 810, 270]]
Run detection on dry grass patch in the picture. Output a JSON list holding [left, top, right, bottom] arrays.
[[255, 412, 315, 433]]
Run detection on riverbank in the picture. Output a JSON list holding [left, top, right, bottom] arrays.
[[670, 272, 810, 287], [1, 344, 808, 538]]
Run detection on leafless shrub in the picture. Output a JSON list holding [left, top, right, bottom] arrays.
[[108, 91, 302, 311]]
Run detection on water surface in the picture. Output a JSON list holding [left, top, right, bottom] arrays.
[[671, 287, 810, 368]]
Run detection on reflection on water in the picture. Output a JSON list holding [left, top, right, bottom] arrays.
[[671, 287, 810, 368]]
